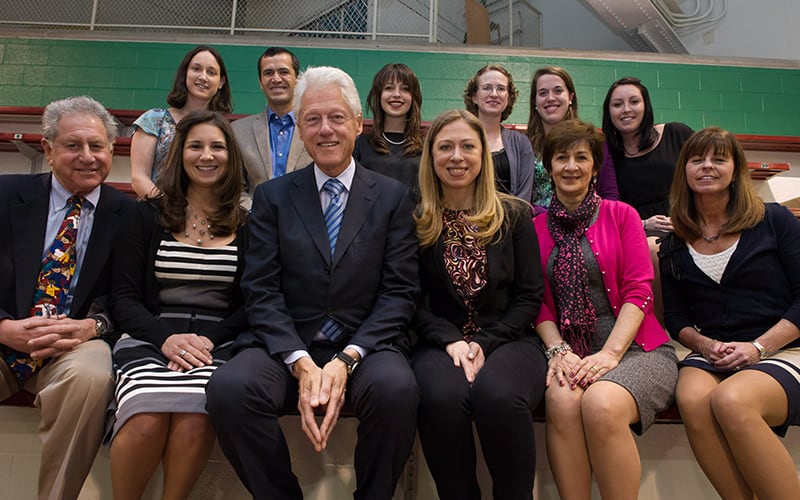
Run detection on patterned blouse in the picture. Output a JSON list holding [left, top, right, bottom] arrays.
[[133, 108, 178, 182], [442, 209, 487, 340]]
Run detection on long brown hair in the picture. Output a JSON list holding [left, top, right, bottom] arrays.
[[601, 77, 657, 155], [156, 110, 245, 235], [526, 66, 578, 156], [416, 109, 525, 248], [669, 126, 764, 242], [365, 63, 423, 157], [167, 45, 233, 113]]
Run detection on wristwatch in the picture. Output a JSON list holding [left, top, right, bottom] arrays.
[[332, 351, 359, 376], [92, 315, 109, 339]]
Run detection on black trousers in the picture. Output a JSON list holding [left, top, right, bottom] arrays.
[[411, 340, 547, 500], [206, 345, 419, 500]]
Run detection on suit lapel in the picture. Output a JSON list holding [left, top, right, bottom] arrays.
[[332, 166, 376, 267], [10, 175, 50, 318], [476, 242, 499, 309], [70, 185, 122, 313], [286, 133, 310, 173], [254, 111, 272, 181], [288, 168, 331, 262]]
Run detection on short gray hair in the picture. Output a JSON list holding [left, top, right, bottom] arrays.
[[293, 66, 362, 119], [42, 96, 119, 143]]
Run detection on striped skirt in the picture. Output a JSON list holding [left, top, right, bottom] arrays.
[[104, 331, 233, 444], [680, 347, 800, 436]]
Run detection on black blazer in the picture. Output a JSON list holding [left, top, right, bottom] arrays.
[[413, 201, 543, 356], [238, 163, 420, 356], [110, 200, 249, 348], [0, 173, 134, 342]]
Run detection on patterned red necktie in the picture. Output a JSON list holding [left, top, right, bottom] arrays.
[[1, 195, 83, 385]]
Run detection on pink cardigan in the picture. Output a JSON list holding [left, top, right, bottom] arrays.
[[533, 200, 668, 352]]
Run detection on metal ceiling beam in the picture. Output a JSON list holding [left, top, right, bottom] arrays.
[[579, 0, 689, 54]]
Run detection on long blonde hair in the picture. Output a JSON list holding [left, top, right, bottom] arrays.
[[416, 109, 524, 248]]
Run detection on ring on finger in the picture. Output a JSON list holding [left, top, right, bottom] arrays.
[[179, 349, 188, 358], [590, 366, 599, 373]]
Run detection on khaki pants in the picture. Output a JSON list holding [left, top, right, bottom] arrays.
[[0, 340, 113, 500]]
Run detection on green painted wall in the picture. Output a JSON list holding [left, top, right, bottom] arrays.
[[2, 37, 799, 136]]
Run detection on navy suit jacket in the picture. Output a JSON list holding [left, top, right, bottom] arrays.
[[0, 174, 134, 342], [239, 163, 419, 356]]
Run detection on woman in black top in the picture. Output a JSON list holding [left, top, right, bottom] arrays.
[[353, 63, 423, 192]]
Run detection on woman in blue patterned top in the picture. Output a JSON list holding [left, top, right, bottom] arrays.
[[130, 45, 233, 199]]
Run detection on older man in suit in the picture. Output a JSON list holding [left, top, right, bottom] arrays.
[[232, 46, 312, 206], [0, 96, 134, 499], [207, 66, 420, 500]]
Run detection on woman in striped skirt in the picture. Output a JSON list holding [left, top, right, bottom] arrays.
[[108, 110, 248, 499], [660, 127, 800, 499]]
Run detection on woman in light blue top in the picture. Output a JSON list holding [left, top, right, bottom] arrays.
[[130, 45, 233, 199]]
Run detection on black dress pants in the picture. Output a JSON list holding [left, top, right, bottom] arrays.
[[206, 345, 419, 500], [411, 340, 546, 500]]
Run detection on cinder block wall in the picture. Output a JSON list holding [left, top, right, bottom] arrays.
[[1, 36, 799, 136]]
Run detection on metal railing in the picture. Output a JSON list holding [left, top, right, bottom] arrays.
[[0, 0, 542, 47]]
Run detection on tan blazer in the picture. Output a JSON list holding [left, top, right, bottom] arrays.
[[232, 110, 312, 204]]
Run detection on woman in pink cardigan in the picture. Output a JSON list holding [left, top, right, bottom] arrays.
[[533, 119, 678, 500]]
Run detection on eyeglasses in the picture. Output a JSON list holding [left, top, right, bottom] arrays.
[[479, 84, 508, 94]]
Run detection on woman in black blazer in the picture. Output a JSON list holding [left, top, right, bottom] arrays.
[[411, 109, 547, 500]]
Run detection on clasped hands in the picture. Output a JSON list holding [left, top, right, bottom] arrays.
[[701, 339, 759, 371], [161, 333, 214, 372], [292, 355, 351, 453], [547, 349, 620, 389], [0, 315, 97, 359], [445, 340, 485, 384]]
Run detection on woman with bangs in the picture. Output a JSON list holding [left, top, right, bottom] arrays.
[[464, 64, 534, 202], [354, 63, 423, 192], [411, 109, 546, 499], [660, 126, 800, 499], [108, 110, 248, 500]]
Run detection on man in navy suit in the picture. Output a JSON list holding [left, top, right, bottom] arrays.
[[207, 66, 420, 500], [0, 96, 134, 499]]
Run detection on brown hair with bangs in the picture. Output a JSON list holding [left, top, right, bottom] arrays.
[[156, 110, 246, 236], [365, 63, 423, 157], [669, 126, 764, 242]]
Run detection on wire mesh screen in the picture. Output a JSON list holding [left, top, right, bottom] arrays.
[[0, 0, 541, 46]]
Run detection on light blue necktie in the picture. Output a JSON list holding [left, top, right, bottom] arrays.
[[320, 178, 345, 342], [322, 179, 345, 258]]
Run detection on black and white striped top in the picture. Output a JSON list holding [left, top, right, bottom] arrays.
[[154, 237, 238, 312]]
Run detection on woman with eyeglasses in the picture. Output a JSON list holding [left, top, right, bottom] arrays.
[[464, 64, 534, 202]]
